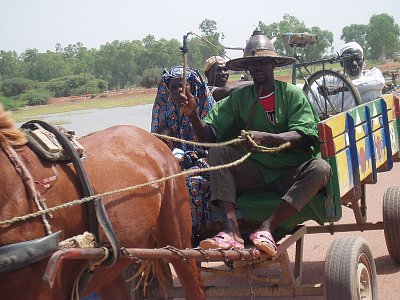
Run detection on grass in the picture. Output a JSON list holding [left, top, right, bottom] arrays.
[[11, 92, 156, 122]]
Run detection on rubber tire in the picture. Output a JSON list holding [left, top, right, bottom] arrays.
[[324, 237, 377, 300], [383, 186, 400, 264], [303, 69, 362, 120]]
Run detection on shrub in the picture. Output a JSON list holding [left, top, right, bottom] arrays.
[[0, 95, 24, 111], [47, 75, 107, 97], [0, 78, 36, 97], [19, 89, 53, 106], [139, 69, 162, 88]]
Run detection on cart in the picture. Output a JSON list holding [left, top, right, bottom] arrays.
[[46, 94, 400, 299]]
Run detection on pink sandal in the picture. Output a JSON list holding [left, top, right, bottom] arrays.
[[249, 231, 277, 256], [200, 232, 244, 250]]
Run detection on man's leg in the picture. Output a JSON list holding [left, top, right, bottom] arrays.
[[251, 158, 331, 254], [203, 146, 268, 246]]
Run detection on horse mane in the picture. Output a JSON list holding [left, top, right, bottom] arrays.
[[0, 104, 28, 150]]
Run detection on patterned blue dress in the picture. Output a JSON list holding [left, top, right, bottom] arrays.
[[151, 66, 215, 240]]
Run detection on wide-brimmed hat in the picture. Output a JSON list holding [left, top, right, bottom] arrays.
[[226, 28, 295, 71]]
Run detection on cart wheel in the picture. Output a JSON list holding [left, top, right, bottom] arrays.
[[383, 186, 400, 264], [324, 237, 377, 300]]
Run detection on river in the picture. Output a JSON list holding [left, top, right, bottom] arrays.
[[16, 104, 153, 136]]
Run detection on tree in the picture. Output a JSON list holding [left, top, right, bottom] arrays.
[[137, 36, 181, 74], [366, 13, 400, 61], [0, 50, 22, 79], [94, 40, 139, 90], [259, 14, 333, 62], [21, 49, 69, 81], [340, 24, 368, 49], [186, 19, 224, 72], [61, 42, 93, 76], [199, 19, 217, 37]]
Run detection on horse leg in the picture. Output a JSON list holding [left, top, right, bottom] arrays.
[[157, 177, 206, 300]]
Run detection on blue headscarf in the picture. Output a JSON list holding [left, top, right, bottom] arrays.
[[151, 66, 215, 152]]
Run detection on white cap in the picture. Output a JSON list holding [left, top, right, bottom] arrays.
[[340, 42, 363, 57]]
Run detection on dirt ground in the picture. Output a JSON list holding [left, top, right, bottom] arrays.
[[47, 87, 157, 105]]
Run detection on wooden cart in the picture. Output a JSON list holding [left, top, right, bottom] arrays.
[[127, 93, 400, 299]]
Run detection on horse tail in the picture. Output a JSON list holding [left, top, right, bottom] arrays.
[[131, 232, 169, 298]]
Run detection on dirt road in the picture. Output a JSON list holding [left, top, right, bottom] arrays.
[[195, 162, 400, 299]]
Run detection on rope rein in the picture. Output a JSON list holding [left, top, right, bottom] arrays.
[[0, 131, 290, 226], [153, 130, 291, 153]]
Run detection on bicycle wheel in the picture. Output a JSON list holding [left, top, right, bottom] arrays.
[[303, 69, 362, 120]]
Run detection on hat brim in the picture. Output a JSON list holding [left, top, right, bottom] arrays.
[[226, 56, 295, 71]]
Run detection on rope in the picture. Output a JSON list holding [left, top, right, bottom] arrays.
[[0, 152, 250, 226], [153, 130, 291, 154], [0, 133, 291, 226], [153, 132, 243, 148]]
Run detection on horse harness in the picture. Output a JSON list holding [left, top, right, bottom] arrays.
[[0, 121, 120, 277]]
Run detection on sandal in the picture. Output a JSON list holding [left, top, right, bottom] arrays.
[[199, 232, 244, 250], [249, 231, 277, 256]]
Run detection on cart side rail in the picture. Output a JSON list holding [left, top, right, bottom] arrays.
[[318, 93, 400, 222]]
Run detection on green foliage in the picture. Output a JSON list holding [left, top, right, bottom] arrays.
[[21, 49, 70, 81], [0, 95, 24, 111], [136, 38, 181, 76], [94, 40, 141, 90], [3, 17, 397, 98], [0, 50, 22, 79], [366, 13, 400, 61], [340, 24, 368, 48], [139, 69, 162, 88], [187, 19, 225, 71], [47, 74, 106, 97], [258, 14, 333, 62], [19, 89, 53, 106], [0, 78, 37, 97], [199, 19, 217, 36]]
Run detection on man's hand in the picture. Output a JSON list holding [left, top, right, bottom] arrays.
[[240, 131, 270, 150]]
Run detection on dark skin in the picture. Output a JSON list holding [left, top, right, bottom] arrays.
[[154, 77, 192, 148], [177, 59, 312, 243], [205, 63, 229, 88], [341, 48, 364, 79], [205, 62, 253, 101]]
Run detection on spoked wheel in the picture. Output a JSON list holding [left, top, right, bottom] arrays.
[[303, 69, 362, 120], [324, 237, 377, 300], [383, 186, 400, 264]]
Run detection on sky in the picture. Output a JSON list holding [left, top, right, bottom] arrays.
[[1, 0, 399, 60]]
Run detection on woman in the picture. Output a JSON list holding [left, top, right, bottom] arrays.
[[151, 66, 215, 242]]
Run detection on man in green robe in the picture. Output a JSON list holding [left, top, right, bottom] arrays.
[[177, 28, 331, 256]]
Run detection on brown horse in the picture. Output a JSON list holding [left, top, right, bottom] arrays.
[[0, 105, 205, 299]]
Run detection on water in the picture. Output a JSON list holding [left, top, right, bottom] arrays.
[[17, 104, 153, 136]]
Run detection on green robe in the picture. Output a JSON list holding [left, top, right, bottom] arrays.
[[204, 81, 326, 234]]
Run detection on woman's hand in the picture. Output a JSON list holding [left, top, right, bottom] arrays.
[[175, 86, 197, 117]]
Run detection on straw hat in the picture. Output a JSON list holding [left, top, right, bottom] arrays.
[[226, 28, 295, 71]]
